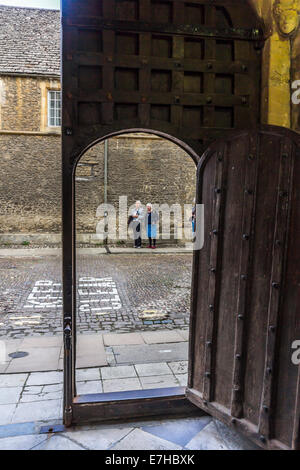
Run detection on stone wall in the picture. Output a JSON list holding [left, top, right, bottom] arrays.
[[0, 134, 62, 234], [0, 74, 196, 243], [76, 135, 197, 239], [0, 132, 196, 242], [0, 75, 61, 133]]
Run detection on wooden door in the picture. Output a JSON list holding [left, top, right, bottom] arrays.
[[187, 126, 300, 450]]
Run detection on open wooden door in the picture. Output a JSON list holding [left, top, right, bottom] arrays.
[[187, 125, 300, 451]]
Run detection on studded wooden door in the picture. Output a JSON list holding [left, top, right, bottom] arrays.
[[187, 126, 300, 451], [61, 0, 265, 427], [61, 0, 264, 161]]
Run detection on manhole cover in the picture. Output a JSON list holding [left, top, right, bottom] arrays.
[[9, 351, 29, 359]]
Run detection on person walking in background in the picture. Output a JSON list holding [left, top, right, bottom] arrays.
[[145, 203, 159, 249], [131, 200, 143, 248]]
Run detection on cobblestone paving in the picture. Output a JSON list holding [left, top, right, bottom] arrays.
[[0, 254, 192, 339]]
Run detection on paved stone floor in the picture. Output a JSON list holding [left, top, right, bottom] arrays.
[[0, 369, 259, 450], [0, 250, 192, 339], [0, 331, 189, 374]]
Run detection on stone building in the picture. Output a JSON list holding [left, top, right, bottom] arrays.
[[1, 2, 300, 244], [0, 6, 196, 245]]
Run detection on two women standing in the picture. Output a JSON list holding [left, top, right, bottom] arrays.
[[130, 201, 158, 249]]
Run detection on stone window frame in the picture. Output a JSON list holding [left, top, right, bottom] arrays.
[[40, 80, 61, 134], [48, 89, 62, 128]]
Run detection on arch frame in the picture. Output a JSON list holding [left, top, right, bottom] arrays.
[[61, 0, 267, 427]]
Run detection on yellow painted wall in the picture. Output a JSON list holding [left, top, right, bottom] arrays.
[[252, 0, 300, 129]]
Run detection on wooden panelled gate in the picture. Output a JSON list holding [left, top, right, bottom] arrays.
[[61, 1, 300, 450]]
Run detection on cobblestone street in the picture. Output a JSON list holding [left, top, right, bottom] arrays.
[[0, 252, 192, 339]]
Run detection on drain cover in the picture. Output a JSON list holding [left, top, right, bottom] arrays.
[[9, 351, 29, 359]]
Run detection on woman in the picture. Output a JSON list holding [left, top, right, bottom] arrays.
[[144, 203, 159, 249], [131, 200, 143, 248]]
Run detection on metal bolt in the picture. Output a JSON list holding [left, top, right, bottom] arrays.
[[217, 154, 223, 162], [238, 314, 244, 320], [243, 234, 250, 241], [232, 418, 237, 424], [203, 400, 208, 406], [245, 189, 253, 195], [209, 304, 214, 312], [236, 354, 242, 360], [212, 229, 218, 235], [282, 153, 288, 159], [205, 372, 211, 378], [272, 282, 280, 289], [206, 96, 212, 104], [206, 341, 212, 347], [275, 240, 282, 246], [248, 154, 255, 161], [259, 435, 266, 443], [279, 191, 288, 198], [65, 128, 73, 136], [267, 367, 272, 375], [269, 325, 276, 332], [241, 96, 248, 105], [242, 64, 248, 72], [215, 188, 221, 194], [210, 268, 216, 273], [241, 274, 247, 281], [207, 62, 213, 70], [263, 405, 269, 413]]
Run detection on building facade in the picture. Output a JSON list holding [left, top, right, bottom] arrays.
[[1, 2, 300, 244], [0, 6, 197, 245]]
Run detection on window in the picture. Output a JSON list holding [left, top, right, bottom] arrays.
[[48, 91, 61, 127]]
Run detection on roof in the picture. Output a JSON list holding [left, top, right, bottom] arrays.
[[0, 6, 60, 77]]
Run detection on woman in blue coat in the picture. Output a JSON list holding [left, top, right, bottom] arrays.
[[145, 203, 159, 249]]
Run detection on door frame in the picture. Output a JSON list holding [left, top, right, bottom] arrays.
[[61, 0, 266, 427], [63, 128, 201, 427]]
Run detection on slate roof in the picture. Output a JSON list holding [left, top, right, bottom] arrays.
[[0, 6, 60, 77]]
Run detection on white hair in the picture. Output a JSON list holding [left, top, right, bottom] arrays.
[[147, 203, 152, 209]]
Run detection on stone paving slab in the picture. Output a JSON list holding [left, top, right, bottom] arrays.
[[6, 347, 61, 374], [61, 426, 133, 451], [113, 342, 188, 364], [103, 377, 142, 393], [13, 399, 62, 424], [141, 330, 183, 344], [0, 434, 48, 451], [101, 365, 137, 380], [140, 375, 179, 389], [103, 333, 144, 346], [185, 421, 228, 450], [111, 428, 183, 451], [75, 335, 107, 369], [0, 331, 188, 373], [134, 362, 172, 377]]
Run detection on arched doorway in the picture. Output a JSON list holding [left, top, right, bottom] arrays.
[[61, 0, 270, 441]]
